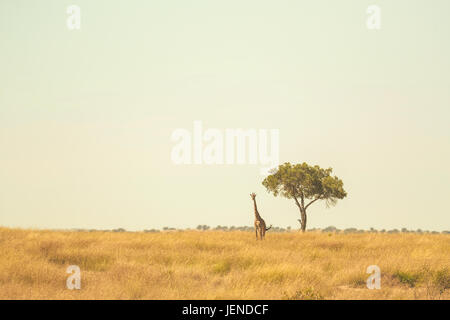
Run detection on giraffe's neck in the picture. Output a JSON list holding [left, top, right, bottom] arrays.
[[252, 199, 261, 220]]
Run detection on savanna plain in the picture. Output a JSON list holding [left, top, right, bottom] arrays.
[[0, 227, 449, 300]]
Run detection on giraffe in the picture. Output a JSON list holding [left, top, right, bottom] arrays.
[[250, 193, 272, 240]]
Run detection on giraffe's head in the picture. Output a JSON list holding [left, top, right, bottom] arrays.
[[250, 193, 256, 200]]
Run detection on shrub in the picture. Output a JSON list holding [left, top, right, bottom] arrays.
[[393, 270, 422, 287], [322, 226, 338, 233], [433, 268, 450, 294]]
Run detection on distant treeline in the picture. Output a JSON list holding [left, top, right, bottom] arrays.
[[73, 226, 450, 234]]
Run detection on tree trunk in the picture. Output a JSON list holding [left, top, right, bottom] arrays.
[[299, 207, 307, 232], [293, 196, 308, 232]]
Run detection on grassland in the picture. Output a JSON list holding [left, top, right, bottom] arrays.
[[0, 227, 449, 299]]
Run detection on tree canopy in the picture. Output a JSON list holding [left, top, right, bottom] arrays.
[[262, 162, 347, 231]]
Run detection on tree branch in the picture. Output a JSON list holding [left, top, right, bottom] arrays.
[[305, 196, 322, 210], [299, 189, 305, 208], [293, 196, 303, 210]]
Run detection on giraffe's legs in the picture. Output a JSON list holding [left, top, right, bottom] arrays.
[[255, 228, 258, 240]]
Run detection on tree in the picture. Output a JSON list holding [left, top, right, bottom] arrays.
[[262, 162, 347, 232]]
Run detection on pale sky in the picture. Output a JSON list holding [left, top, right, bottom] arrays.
[[1, 1, 449, 231]]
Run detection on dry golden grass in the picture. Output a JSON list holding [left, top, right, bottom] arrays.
[[0, 227, 449, 300]]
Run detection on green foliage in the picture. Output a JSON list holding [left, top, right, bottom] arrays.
[[262, 162, 347, 206], [393, 270, 422, 287], [433, 268, 450, 294], [262, 162, 347, 230]]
